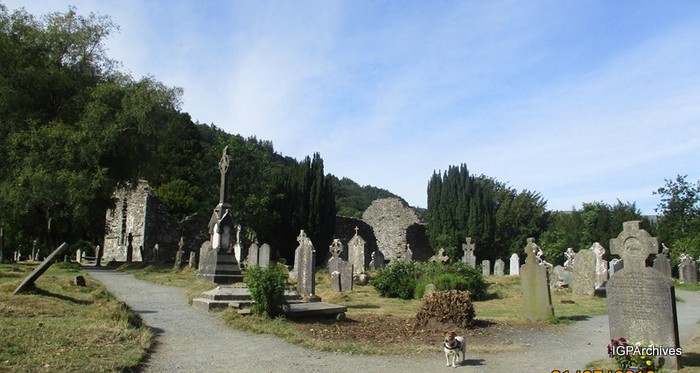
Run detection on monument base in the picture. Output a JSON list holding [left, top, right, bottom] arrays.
[[197, 250, 243, 284]]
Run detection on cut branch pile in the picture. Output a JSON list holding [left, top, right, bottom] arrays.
[[413, 290, 475, 329]]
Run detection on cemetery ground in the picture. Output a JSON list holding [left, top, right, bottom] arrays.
[[3, 262, 700, 372]]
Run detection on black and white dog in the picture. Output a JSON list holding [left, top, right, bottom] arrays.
[[443, 331, 466, 368]]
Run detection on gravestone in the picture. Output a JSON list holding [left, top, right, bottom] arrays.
[[591, 242, 608, 289], [563, 248, 576, 270], [31, 240, 37, 262], [189, 251, 197, 269], [607, 221, 680, 371], [462, 237, 477, 268], [348, 227, 367, 275], [174, 237, 185, 270], [609, 258, 623, 277], [233, 224, 242, 265], [519, 238, 554, 320], [247, 242, 260, 267], [328, 239, 353, 292], [494, 259, 505, 275], [429, 248, 450, 263], [295, 230, 320, 301], [76, 249, 82, 264], [424, 283, 437, 298], [197, 146, 243, 284], [653, 244, 673, 279], [509, 253, 520, 276], [481, 260, 491, 276], [572, 248, 596, 296], [679, 255, 698, 284], [369, 250, 385, 270], [13, 243, 69, 294], [552, 265, 571, 288], [258, 243, 271, 269], [95, 245, 102, 267]]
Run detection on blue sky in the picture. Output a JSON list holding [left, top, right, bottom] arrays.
[[6, 1, 700, 214]]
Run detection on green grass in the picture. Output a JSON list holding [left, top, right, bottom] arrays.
[[0, 262, 151, 373]]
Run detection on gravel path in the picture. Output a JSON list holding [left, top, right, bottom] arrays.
[[86, 268, 700, 372]]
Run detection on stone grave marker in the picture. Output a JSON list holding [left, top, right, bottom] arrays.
[[258, 243, 271, 269], [233, 224, 242, 265], [424, 283, 437, 298], [174, 237, 185, 270], [608, 258, 623, 277], [247, 241, 260, 267], [591, 242, 608, 289], [679, 254, 698, 284], [607, 221, 680, 371], [13, 242, 69, 294], [369, 250, 385, 270], [494, 259, 505, 275], [572, 248, 596, 296], [75, 249, 82, 264], [429, 248, 450, 263], [653, 243, 673, 278], [481, 260, 491, 276], [552, 265, 570, 289], [563, 248, 575, 270], [328, 239, 353, 292], [189, 251, 197, 269], [509, 253, 520, 276], [348, 226, 367, 275], [519, 238, 554, 320], [462, 237, 476, 268], [295, 230, 320, 301]]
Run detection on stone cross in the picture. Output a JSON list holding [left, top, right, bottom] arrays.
[[607, 221, 679, 370], [653, 244, 673, 278], [591, 242, 608, 289], [563, 248, 575, 270], [520, 238, 554, 320], [462, 237, 476, 268], [218, 145, 232, 204], [328, 239, 353, 292]]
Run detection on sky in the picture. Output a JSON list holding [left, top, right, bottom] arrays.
[[5, 0, 700, 215]]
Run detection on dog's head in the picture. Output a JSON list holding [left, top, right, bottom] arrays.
[[444, 331, 457, 344]]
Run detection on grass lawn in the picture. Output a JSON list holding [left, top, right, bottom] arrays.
[[0, 262, 151, 373]]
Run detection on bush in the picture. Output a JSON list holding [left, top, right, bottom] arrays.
[[245, 263, 289, 318], [414, 290, 475, 329], [371, 261, 420, 299], [414, 262, 487, 300]]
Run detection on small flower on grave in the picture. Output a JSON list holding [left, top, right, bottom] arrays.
[[607, 337, 659, 372]]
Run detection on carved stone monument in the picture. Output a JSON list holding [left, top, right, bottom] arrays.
[[174, 236, 185, 270], [653, 243, 673, 278], [328, 239, 353, 292], [572, 248, 596, 296], [494, 259, 505, 276], [429, 248, 450, 263], [509, 253, 520, 276], [462, 237, 476, 268], [369, 250, 385, 270], [189, 251, 197, 269], [295, 230, 320, 301], [609, 258, 623, 276], [14, 243, 69, 294], [520, 238, 554, 320], [481, 260, 491, 276], [563, 248, 575, 270], [348, 227, 367, 275], [679, 254, 698, 284], [197, 146, 243, 284], [607, 221, 680, 371]]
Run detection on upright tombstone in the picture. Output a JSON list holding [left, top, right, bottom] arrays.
[[95, 245, 102, 267], [679, 254, 698, 284], [653, 244, 673, 279], [462, 237, 477, 268], [481, 260, 491, 276], [348, 227, 367, 275], [328, 239, 353, 292], [189, 251, 197, 269], [572, 248, 597, 296], [591, 242, 608, 289], [197, 146, 243, 284], [258, 243, 271, 269], [247, 241, 260, 267], [519, 238, 554, 320], [174, 237, 185, 270], [369, 250, 385, 270], [295, 230, 320, 301], [509, 253, 520, 276], [607, 221, 680, 371], [494, 259, 505, 276], [608, 258, 623, 276]]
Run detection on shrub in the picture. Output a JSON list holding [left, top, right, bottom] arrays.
[[245, 263, 289, 318], [414, 262, 487, 300], [371, 261, 420, 299], [414, 290, 475, 329]]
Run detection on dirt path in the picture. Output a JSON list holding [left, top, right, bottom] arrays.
[[87, 268, 700, 372]]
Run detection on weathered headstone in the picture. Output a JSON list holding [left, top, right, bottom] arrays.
[[247, 241, 260, 267], [429, 248, 450, 263], [552, 265, 571, 289], [609, 258, 623, 276], [174, 237, 185, 270], [13, 243, 69, 295], [369, 250, 385, 270], [494, 259, 505, 275], [679, 254, 698, 284], [424, 283, 437, 298], [481, 260, 491, 276], [591, 242, 608, 289], [258, 243, 271, 269], [95, 245, 102, 267], [295, 230, 320, 301], [462, 237, 477, 268], [197, 146, 243, 284], [31, 240, 37, 262], [572, 248, 596, 296], [348, 226, 367, 275], [509, 253, 520, 276], [328, 239, 353, 292], [607, 221, 680, 371], [653, 244, 673, 279], [75, 249, 82, 264], [189, 251, 197, 269], [519, 238, 554, 320]]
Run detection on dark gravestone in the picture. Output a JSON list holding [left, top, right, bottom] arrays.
[[520, 238, 554, 320], [607, 221, 680, 371], [653, 252, 673, 279], [74, 275, 86, 287], [126, 233, 133, 263], [572, 249, 596, 296], [679, 255, 698, 284], [13, 242, 69, 295]]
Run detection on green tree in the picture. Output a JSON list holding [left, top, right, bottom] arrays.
[[654, 175, 700, 264]]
